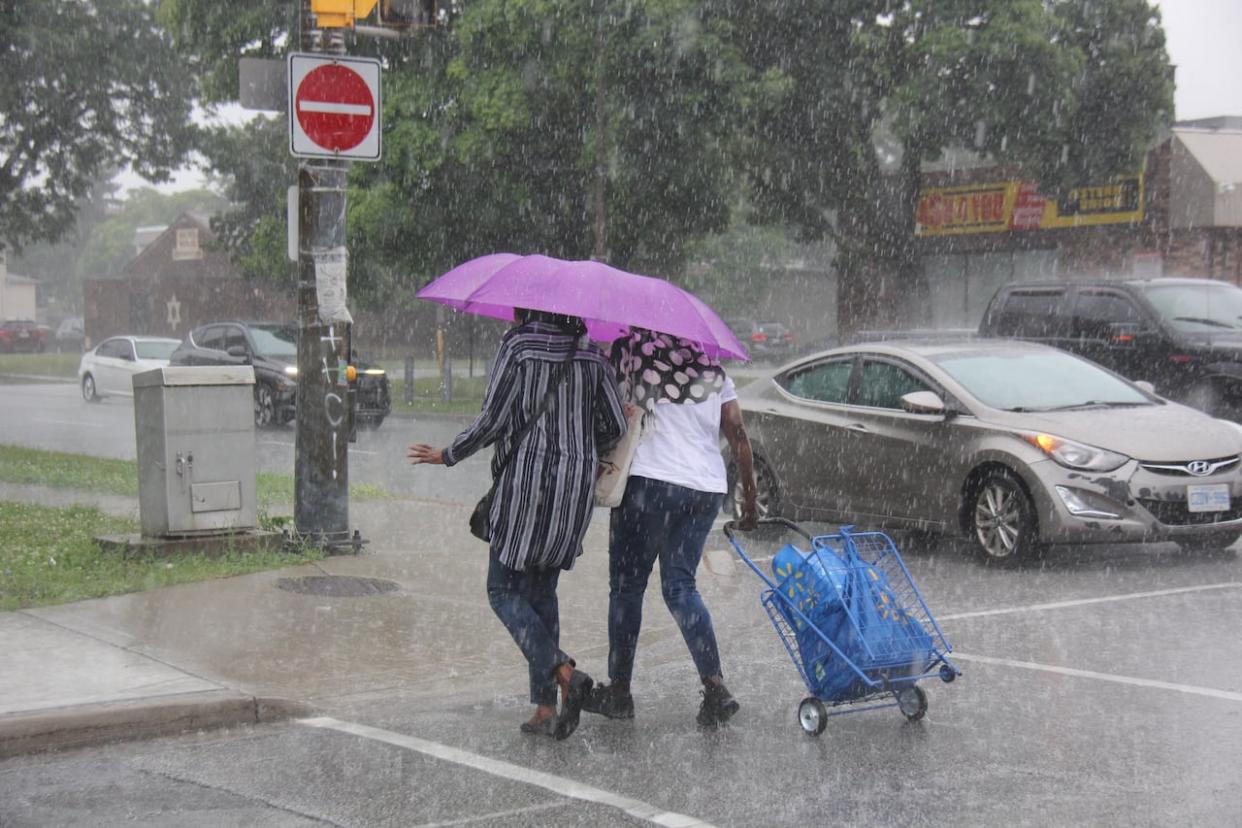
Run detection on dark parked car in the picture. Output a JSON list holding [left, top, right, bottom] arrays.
[[54, 317, 85, 352], [0, 319, 47, 353], [979, 277, 1242, 421], [732, 338, 1242, 563], [168, 321, 391, 429], [726, 318, 795, 361]]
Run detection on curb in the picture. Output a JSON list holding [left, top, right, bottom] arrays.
[[0, 690, 315, 759], [0, 373, 76, 384]]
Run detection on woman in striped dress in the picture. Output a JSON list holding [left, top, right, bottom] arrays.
[[407, 310, 627, 739]]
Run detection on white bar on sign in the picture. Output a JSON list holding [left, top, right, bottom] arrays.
[[298, 101, 372, 116]]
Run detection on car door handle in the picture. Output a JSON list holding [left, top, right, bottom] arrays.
[[847, 422, 869, 432]]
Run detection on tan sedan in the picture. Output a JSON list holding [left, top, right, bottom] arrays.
[[733, 339, 1242, 563]]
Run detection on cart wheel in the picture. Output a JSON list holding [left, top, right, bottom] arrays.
[[939, 664, 957, 684], [896, 685, 928, 721], [798, 697, 828, 736]]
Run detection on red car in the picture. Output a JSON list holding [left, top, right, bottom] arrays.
[[0, 320, 47, 353]]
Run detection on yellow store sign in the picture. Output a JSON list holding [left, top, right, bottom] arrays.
[[915, 175, 1143, 236]]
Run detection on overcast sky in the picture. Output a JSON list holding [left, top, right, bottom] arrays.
[[1154, 0, 1242, 120], [121, 2, 1242, 194]]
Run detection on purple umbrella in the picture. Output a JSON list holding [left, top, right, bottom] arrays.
[[416, 254, 748, 360]]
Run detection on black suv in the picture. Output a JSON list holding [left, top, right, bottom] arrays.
[[979, 277, 1242, 420], [168, 321, 391, 429]]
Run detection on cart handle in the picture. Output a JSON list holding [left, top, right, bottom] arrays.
[[722, 517, 813, 542], [722, 517, 816, 591]]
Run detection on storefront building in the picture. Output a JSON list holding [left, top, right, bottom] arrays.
[[910, 117, 1242, 329]]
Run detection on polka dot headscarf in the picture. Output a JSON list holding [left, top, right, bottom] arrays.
[[611, 329, 725, 411]]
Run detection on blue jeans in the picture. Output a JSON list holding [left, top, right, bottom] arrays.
[[608, 476, 724, 683], [486, 552, 570, 707]]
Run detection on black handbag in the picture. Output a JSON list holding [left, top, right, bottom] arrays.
[[469, 355, 572, 542], [469, 490, 494, 541]]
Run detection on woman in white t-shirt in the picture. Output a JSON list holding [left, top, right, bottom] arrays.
[[583, 329, 758, 726]]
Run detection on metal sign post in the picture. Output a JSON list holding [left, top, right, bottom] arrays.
[[292, 14, 363, 552]]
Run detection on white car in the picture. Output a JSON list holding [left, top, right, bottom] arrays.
[[79, 336, 182, 401]]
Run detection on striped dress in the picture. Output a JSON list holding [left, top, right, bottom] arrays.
[[443, 321, 627, 571]]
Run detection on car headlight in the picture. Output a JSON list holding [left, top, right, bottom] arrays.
[[361, 368, 385, 375], [284, 365, 298, 376], [1022, 432, 1129, 472]]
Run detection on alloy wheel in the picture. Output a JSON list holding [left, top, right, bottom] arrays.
[[81, 374, 97, 402], [254, 384, 275, 428], [973, 479, 1023, 559]]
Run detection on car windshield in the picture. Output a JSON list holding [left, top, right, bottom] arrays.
[[930, 350, 1152, 411], [135, 340, 179, 360], [1139, 282, 1242, 332], [248, 325, 298, 359]]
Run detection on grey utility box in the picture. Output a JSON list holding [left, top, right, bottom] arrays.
[[133, 366, 258, 537]]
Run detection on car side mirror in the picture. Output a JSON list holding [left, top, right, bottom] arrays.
[[1134, 380, 1156, 395], [900, 390, 947, 415], [226, 345, 250, 362]]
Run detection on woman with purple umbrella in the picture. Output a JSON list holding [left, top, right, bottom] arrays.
[[583, 328, 759, 727], [407, 309, 627, 739]]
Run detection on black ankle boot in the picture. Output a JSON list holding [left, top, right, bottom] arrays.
[[697, 679, 740, 727], [583, 683, 635, 719], [553, 668, 594, 740]]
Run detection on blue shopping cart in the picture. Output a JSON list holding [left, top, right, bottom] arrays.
[[724, 518, 961, 736]]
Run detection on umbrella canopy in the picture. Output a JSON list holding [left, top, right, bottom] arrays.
[[416, 254, 748, 360]]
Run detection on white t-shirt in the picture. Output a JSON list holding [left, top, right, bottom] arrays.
[[628, 377, 737, 494]]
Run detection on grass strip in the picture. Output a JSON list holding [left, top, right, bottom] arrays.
[[0, 352, 81, 380], [0, 445, 390, 505], [0, 501, 323, 611]]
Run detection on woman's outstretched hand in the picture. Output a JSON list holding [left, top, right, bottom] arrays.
[[407, 443, 445, 466]]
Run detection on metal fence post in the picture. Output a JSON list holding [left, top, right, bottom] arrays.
[[440, 354, 453, 402], [403, 356, 414, 405]]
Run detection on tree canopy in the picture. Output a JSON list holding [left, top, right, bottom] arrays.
[[0, 0, 196, 252], [720, 0, 1173, 330], [159, 0, 1173, 324]]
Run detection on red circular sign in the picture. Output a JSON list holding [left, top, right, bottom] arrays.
[[295, 64, 375, 152]]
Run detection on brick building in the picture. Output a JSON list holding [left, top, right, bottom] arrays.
[[908, 117, 1242, 330], [82, 213, 291, 347]]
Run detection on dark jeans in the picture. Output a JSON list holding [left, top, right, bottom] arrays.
[[486, 552, 569, 707], [608, 475, 724, 684]]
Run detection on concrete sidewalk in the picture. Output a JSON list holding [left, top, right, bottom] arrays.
[[0, 495, 639, 758], [0, 611, 310, 758]]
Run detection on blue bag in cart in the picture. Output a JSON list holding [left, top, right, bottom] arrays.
[[727, 519, 960, 736], [771, 543, 868, 700], [772, 539, 935, 701]]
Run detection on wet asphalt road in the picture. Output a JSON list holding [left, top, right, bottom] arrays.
[[0, 381, 485, 505], [2, 383, 1242, 826]]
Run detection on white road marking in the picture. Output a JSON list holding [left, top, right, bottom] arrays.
[[952, 652, 1242, 703], [411, 800, 568, 827], [298, 100, 372, 116], [299, 716, 717, 828], [938, 581, 1242, 622]]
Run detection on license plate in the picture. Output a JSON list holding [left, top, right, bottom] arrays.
[[1187, 483, 1230, 513]]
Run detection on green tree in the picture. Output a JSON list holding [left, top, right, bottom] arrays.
[[157, 0, 299, 103], [196, 115, 298, 288], [721, 0, 1173, 333], [0, 0, 196, 252], [158, 0, 751, 301]]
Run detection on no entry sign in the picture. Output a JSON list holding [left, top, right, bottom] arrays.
[[288, 53, 382, 161]]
